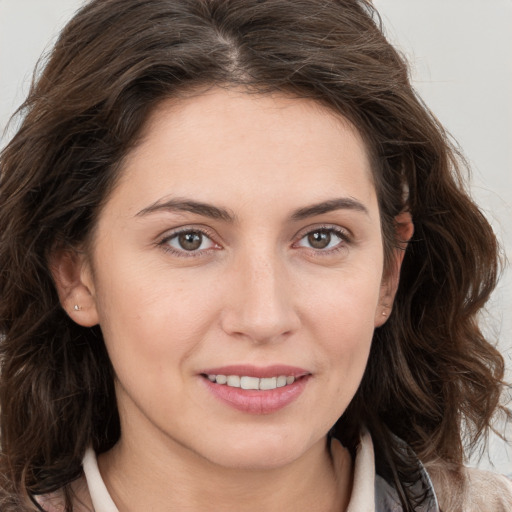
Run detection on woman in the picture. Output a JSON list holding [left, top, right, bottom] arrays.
[[0, 0, 510, 510]]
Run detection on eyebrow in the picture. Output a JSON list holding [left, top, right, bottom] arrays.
[[136, 196, 368, 222], [291, 197, 369, 220], [136, 198, 236, 222]]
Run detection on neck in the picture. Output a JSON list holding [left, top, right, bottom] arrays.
[[97, 431, 352, 512]]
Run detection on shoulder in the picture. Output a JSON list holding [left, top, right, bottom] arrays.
[[460, 466, 512, 511], [426, 461, 512, 512]]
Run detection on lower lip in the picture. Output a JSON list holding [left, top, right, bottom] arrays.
[[202, 375, 310, 415]]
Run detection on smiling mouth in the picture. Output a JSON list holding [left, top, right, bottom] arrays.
[[203, 374, 298, 391], [201, 370, 310, 414]]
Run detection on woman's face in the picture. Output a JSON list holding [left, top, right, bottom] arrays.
[[70, 88, 397, 469]]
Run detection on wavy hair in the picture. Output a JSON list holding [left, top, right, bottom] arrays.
[[0, 0, 508, 510]]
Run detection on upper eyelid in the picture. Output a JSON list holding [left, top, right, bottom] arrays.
[[293, 224, 352, 241], [158, 225, 218, 243]]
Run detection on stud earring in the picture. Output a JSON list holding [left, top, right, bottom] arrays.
[[74, 305, 81, 311]]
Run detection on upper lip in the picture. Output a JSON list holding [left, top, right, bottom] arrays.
[[200, 365, 311, 379]]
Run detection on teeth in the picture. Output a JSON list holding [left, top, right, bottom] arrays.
[[216, 375, 227, 385], [276, 376, 287, 387], [207, 374, 297, 390], [240, 376, 260, 390], [227, 375, 240, 387], [259, 377, 277, 390]]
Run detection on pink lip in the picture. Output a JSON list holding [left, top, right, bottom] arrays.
[[199, 365, 311, 415]]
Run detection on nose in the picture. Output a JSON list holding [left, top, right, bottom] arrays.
[[220, 251, 301, 344]]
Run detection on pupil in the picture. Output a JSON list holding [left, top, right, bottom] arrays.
[[308, 230, 331, 249], [179, 232, 202, 251]]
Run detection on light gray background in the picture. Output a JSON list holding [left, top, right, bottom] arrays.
[[0, 0, 510, 474]]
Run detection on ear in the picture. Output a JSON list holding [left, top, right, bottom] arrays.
[[49, 248, 99, 327], [374, 210, 414, 327]]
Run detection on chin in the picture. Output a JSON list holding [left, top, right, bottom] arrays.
[[196, 430, 318, 470]]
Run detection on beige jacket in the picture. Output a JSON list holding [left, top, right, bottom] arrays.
[[426, 461, 512, 512]]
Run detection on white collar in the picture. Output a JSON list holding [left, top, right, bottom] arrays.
[[82, 447, 119, 512]]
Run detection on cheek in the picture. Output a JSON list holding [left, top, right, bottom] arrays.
[[93, 257, 221, 377], [304, 263, 382, 336], [318, 292, 376, 373], [303, 267, 381, 401]]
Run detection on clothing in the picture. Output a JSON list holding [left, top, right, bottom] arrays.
[[79, 430, 436, 512], [424, 460, 512, 512], [38, 431, 512, 511]]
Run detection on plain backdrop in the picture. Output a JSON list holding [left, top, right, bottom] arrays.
[[0, 0, 511, 474]]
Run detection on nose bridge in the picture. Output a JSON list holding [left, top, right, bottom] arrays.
[[221, 245, 299, 343]]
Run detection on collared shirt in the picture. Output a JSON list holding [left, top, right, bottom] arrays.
[[80, 430, 440, 512]]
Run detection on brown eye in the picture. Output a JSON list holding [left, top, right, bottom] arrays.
[[164, 230, 217, 254], [307, 230, 332, 249], [296, 228, 347, 252], [178, 232, 203, 251]]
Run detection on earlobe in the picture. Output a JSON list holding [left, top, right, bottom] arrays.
[[374, 210, 414, 327], [374, 296, 393, 328], [49, 248, 99, 327]]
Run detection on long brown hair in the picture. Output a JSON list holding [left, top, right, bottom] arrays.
[[0, 0, 508, 510]]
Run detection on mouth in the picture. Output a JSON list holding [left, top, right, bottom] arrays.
[[199, 365, 311, 414], [202, 374, 299, 390]]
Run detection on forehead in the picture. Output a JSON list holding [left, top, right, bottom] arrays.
[[136, 87, 370, 162], [108, 87, 377, 219]]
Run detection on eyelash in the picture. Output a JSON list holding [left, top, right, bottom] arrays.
[[158, 227, 220, 258], [157, 225, 352, 258], [293, 225, 352, 256]]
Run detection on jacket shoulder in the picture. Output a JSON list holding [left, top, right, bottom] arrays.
[[426, 462, 512, 512], [462, 467, 512, 511]]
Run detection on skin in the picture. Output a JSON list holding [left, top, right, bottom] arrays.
[[53, 87, 412, 511]]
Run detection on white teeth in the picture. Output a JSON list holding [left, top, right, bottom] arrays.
[[259, 377, 277, 390], [227, 375, 240, 387], [241, 376, 260, 390], [207, 374, 298, 390], [215, 375, 227, 385], [276, 376, 287, 388]]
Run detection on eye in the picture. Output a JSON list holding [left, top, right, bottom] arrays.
[[296, 228, 347, 251], [163, 229, 217, 254]]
